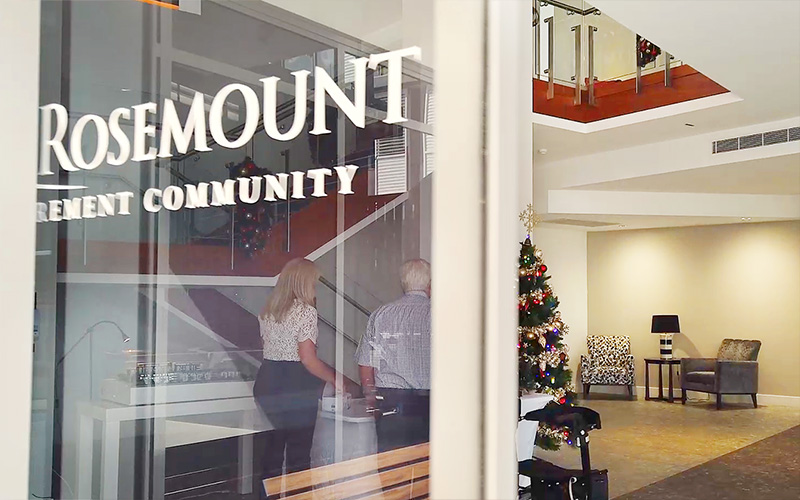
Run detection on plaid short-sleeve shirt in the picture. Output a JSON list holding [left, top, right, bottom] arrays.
[[355, 291, 431, 390]]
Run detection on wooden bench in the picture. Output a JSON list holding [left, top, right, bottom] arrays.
[[262, 443, 429, 499]]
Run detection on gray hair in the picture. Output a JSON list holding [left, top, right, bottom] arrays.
[[400, 259, 431, 292]]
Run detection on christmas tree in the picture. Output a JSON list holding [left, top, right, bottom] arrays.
[[227, 157, 269, 258], [518, 205, 577, 451]]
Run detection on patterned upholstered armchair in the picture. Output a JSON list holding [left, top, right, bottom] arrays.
[[680, 339, 761, 410], [580, 336, 636, 399]]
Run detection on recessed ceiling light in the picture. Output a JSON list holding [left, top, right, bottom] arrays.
[[121, 88, 131, 92], [618, 224, 626, 228], [685, 123, 695, 127], [538, 149, 548, 155], [741, 217, 752, 221]]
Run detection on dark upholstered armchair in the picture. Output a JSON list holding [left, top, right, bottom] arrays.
[[580, 335, 635, 399], [680, 339, 761, 410]]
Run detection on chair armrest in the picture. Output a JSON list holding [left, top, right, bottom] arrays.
[[680, 358, 716, 373], [717, 360, 759, 394]]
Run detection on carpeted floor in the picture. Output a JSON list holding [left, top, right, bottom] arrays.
[[616, 425, 800, 500], [534, 398, 800, 498]]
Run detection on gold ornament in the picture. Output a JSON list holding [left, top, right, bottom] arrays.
[[519, 204, 541, 235]]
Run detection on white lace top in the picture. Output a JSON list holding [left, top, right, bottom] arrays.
[[259, 300, 318, 362]]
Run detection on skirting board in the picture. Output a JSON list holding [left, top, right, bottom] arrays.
[[583, 385, 800, 408]]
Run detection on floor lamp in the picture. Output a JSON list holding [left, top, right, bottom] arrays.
[[651, 315, 680, 359]]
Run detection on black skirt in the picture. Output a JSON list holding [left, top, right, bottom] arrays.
[[253, 359, 324, 430]]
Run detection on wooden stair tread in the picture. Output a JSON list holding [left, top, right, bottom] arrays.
[[288, 461, 428, 500], [264, 443, 429, 499]]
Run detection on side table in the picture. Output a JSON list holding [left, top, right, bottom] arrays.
[[644, 358, 681, 403]]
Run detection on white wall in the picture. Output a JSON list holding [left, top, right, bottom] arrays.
[[588, 221, 800, 399], [531, 227, 588, 389], [0, 2, 40, 499]]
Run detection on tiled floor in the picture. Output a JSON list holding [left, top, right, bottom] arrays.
[[533, 397, 800, 499]]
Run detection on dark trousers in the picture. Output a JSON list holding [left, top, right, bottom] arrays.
[[261, 425, 315, 478], [253, 360, 323, 482], [375, 388, 430, 453]]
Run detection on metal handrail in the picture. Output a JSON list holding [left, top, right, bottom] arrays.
[[317, 313, 360, 346], [319, 276, 372, 317], [540, 0, 600, 16]]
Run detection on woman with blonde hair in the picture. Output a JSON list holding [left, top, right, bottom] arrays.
[[253, 258, 347, 482]]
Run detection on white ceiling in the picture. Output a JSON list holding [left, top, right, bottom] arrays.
[[539, 214, 778, 232], [570, 155, 800, 195], [534, 0, 800, 231]]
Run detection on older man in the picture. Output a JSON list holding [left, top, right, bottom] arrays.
[[355, 259, 431, 452]]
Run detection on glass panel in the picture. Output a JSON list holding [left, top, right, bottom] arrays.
[[552, 5, 580, 86], [32, 1, 435, 498], [591, 4, 684, 84]]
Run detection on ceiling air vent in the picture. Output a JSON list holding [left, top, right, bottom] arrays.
[[713, 126, 800, 154]]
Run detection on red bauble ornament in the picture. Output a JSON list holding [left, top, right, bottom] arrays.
[[559, 397, 566, 404], [540, 265, 547, 273]]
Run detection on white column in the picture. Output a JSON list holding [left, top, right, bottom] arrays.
[[0, 1, 40, 499], [485, 0, 529, 497], [430, 1, 486, 498]]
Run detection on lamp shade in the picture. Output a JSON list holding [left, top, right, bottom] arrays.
[[651, 315, 680, 334]]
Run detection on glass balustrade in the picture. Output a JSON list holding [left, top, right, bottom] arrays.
[[534, 0, 693, 117]]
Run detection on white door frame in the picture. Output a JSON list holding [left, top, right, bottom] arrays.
[[0, 1, 40, 498], [431, 1, 529, 498]]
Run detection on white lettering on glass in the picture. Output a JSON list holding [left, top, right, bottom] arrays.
[[107, 107, 131, 166], [131, 102, 158, 162], [209, 84, 259, 149], [39, 104, 76, 175], [158, 92, 211, 158], [261, 70, 310, 141], [37, 47, 422, 174], [310, 57, 368, 135], [70, 114, 110, 171]]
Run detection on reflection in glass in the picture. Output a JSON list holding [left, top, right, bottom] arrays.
[[31, 1, 434, 498]]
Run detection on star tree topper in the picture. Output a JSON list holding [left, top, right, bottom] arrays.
[[519, 204, 541, 236]]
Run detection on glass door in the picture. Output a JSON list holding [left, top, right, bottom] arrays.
[[31, 1, 442, 498]]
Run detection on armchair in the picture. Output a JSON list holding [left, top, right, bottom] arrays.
[[580, 336, 635, 399], [680, 339, 761, 410]]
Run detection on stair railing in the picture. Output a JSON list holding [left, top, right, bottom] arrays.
[[536, 0, 676, 105], [318, 275, 372, 318], [317, 313, 360, 347]]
